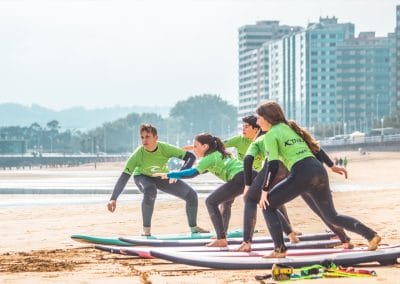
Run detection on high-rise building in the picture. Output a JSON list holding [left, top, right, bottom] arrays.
[[239, 14, 396, 134], [305, 17, 354, 129], [266, 17, 354, 128], [268, 31, 307, 125], [238, 21, 301, 119], [396, 5, 400, 111], [336, 32, 396, 133]]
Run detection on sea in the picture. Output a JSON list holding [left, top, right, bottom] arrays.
[[0, 168, 399, 208]]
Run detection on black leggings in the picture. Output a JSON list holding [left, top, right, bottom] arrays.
[[206, 171, 255, 239], [301, 193, 350, 243], [264, 157, 376, 252], [134, 175, 198, 228], [219, 198, 235, 235], [243, 161, 294, 242]]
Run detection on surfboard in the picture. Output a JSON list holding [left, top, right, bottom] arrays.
[[95, 245, 128, 254], [71, 235, 132, 246], [96, 239, 341, 258], [71, 229, 244, 246], [154, 244, 398, 258], [149, 246, 400, 269], [119, 232, 335, 247]]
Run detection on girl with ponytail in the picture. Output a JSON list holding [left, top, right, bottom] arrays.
[[154, 133, 252, 247], [254, 101, 380, 258], [154, 133, 298, 247]]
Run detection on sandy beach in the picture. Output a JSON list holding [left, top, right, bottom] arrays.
[[0, 150, 399, 283]]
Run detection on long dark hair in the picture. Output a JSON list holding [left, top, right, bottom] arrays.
[[256, 101, 320, 153], [195, 133, 231, 158]]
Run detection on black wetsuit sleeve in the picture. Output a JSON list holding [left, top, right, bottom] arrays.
[[110, 172, 131, 200], [243, 155, 255, 186], [181, 151, 196, 170], [262, 159, 279, 192], [314, 148, 334, 168]]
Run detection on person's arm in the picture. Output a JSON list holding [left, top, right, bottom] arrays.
[[314, 148, 334, 167], [167, 168, 200, 179], [243, 155, 255, 186], [262, 159, 279, 192], [107, 172, 131, 212], [315, 148, 347, 179], [181, 151, 196, 170], [182, 145, 194, 151]]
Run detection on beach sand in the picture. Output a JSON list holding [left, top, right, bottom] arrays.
[[0, 151, 399, 283]]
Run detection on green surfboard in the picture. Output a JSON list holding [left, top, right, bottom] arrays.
[[71, 229, 245, 246]]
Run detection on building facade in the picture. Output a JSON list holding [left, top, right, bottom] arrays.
[[239, 14, 397, 134], [238, 21, 301, 118], [396, 5, 400, 111], [336, 32, 396, 134]]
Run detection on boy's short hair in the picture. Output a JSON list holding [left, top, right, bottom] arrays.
[[139, 124, 158, 136], [242, 115, 259, 129]]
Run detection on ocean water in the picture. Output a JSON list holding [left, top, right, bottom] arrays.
[[0, 170, 399, 208], [0, 193, 210, 208]]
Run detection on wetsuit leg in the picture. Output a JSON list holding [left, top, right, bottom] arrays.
[[303, 160, 376, 241], [301, 192, 351, 243], [134, 175, 158, 227], [220, 199, 234, 235], [244, 165, 293, 242], [206, 172, 245, 239], [154, 178, 198, 228], [262, 158, 316, 252], [266, 157, 376, 252]]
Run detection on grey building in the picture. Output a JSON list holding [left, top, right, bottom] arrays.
[[396, 5, 400, 111], [238, 21, 301, 119], [266, 17, 354, 129], [336, 32, 396, 134]]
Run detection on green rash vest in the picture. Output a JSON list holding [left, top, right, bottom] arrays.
[[244, 135, 266, 171], [262, 123, 314, 171], [195, 151, 243, 182], [123, 141, 186, 177], [224, 135, 252, 161]]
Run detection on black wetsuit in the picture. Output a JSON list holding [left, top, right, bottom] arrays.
[[110, 151, 199, 228], [263, 156, 376, 253]]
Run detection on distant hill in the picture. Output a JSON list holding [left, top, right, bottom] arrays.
[[0, 103, 170, 129]]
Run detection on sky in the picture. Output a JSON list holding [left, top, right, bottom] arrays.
[[0, 0, 398, 110]]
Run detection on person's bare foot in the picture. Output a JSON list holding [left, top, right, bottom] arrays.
[[191, 226, 210, 233], [368, 234, 381, 251], [342, 242, 354, 249], [262, 251, 287, 258], [206, 239, 228, 247], [288, 232, 300, 243], [233, 242, 252, 252]]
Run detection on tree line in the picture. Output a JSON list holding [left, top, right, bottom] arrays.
[[0, 95, 238, 154], [3, 94, 399, 155]]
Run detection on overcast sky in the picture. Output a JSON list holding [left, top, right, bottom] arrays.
[[0, 0, 398, 110]]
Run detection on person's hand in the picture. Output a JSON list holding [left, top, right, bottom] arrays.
[[107, 200, 116, 212], [169, 178, 177, 184], [152, 173, 168, 179], [330, 166, 348, 179], [242, 185, 250, 201], [182, 145, 194, 151], [258, 191, 269, 210]]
